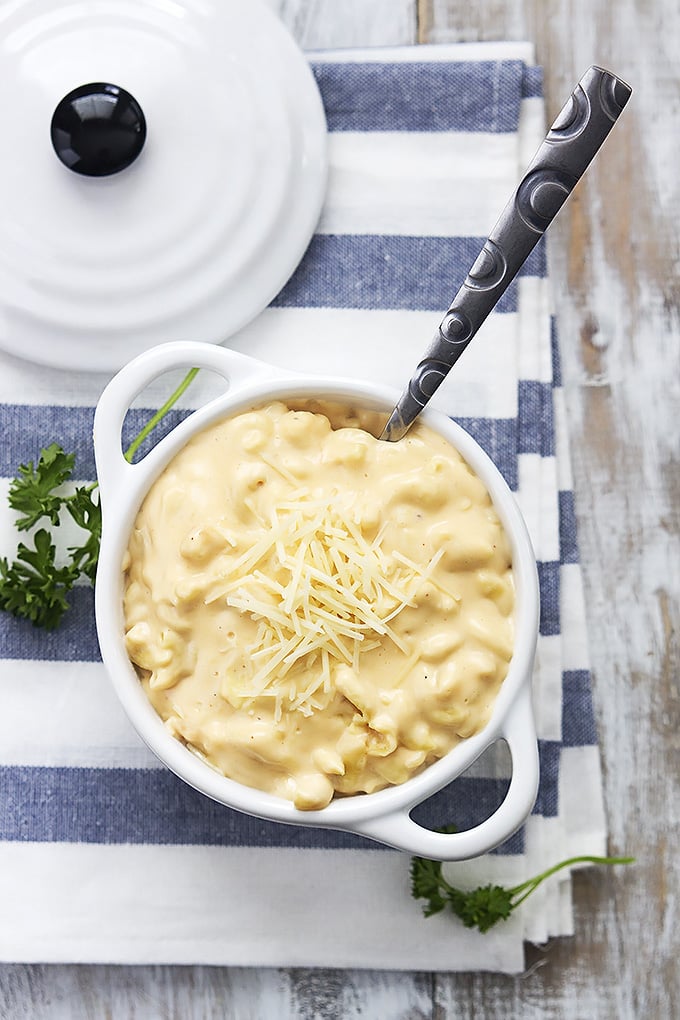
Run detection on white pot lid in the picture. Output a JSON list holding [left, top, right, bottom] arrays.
[[0, 0, 328, 371]]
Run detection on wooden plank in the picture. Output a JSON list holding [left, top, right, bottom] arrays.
[[274, 0, 416, 48], [0, 963, 435, 1019]]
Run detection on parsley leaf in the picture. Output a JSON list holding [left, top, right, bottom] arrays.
[[410, 849, 635, 934], [0, 450, 101, 627], [8, 443, 76, 530], [447, 883, 514, 933], [0, 529, 79, 629], [410, 855, 449, 916], [66, 485, 102, 584]]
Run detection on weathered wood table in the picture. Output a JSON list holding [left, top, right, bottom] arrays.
[[2, 1, 677, 1016]]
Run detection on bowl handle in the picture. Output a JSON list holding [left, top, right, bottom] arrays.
[[351, 687, 539, 861], [93, 341, 282, 498]]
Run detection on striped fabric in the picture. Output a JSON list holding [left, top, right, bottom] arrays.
[[0, 42, 606, 973]]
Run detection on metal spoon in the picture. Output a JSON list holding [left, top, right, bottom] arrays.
[[380, 65, 632, 442]]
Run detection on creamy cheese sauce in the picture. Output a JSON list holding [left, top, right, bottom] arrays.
[[123, 400, 515, 810]]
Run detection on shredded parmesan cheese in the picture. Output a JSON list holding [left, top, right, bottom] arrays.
[[216, 499, 443, 714]]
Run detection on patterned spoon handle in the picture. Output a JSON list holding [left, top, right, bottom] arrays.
[[380, 65, 632, 442]]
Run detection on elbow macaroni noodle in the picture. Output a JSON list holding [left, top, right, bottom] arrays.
[[123, 401, 515, 810]]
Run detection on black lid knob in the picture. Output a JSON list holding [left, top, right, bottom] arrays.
[[50, 83, 146, 177]]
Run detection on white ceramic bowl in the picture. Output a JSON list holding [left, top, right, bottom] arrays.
[[94, 341, 540, 860]]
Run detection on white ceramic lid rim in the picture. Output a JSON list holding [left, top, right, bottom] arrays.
[[0, 0, 328, 370]]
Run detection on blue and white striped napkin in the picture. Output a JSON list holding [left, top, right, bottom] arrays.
[[0, 42, 606, 973]]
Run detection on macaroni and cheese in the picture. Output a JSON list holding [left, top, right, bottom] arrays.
[[123, 400, 515, 810]]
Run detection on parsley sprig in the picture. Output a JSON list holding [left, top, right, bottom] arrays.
[[411, 849, 635, 933], [0, 368, 199, 630]]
